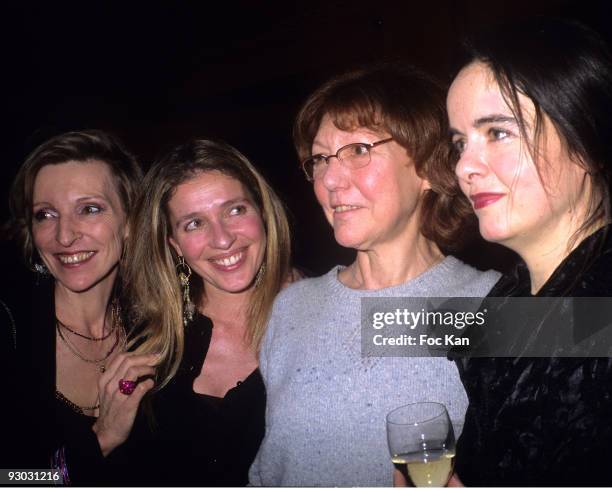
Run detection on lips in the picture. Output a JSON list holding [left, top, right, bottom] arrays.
[[470, 193, 505, 210], [332, 204, 361, 214], [55, 251, 96, 267], [208, 248, 247, 271]]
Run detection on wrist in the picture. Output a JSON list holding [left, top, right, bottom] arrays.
[[92, 423, 119, 457]]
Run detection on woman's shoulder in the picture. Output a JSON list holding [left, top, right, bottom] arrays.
[[571, 240, 612, 296], [280, 266, 308, 290], [536, 225, 612, 297], [265, 267, 346, 325], [275, 267, 339, 301], [1, 266, 51, 321], [0, 300, 17, 353], [440, 256, 502, 296]]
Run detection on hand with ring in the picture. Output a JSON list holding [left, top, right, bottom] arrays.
[[92, 352, 159, 457], [118, 379, 137, 395]]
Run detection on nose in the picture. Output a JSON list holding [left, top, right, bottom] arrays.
[[455, 144, 488, 184], [320, 156, 350, 191], [55, 216, 82, 247], [209, 220, 236, 250]]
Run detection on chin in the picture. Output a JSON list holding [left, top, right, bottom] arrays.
[[333, 227, 367, 250], [58, 279, 101, 294], [210, 273, 259, 294], [216, 282, 256, 294], [333, 233, 359, 250], [55, 267, 116, 294], [478, 222, 511, 245]]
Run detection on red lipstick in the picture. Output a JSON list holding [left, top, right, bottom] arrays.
[[470, 193, 505, 210]]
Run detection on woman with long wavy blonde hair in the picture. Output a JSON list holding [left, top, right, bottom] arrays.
[[124, 138, 297, 485]]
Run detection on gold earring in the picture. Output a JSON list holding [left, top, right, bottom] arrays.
[[254, 263, 266, 288], [176, 256, 195, 326]]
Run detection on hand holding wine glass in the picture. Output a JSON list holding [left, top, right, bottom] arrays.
[[387, 402, 456, 487]]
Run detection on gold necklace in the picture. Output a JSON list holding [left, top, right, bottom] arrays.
[[57, 317, 115, 341], [56, 321, 124, 373], [56, 300, 120, 341]]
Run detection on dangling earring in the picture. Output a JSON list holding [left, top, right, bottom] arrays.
[[34, 262, 49, 275], [30, 251, 50, 277], [254, 263, 266, 288], [30, 258, 50, 285], [176, 256, 195, 326]]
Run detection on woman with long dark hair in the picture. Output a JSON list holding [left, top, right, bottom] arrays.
[[447, 18, 612, 485]]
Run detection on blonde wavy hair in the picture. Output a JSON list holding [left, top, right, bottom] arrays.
[[125, 139, 292, 389]]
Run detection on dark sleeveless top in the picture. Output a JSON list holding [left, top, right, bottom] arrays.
[[149, 312, 266, 486], [454, 226, 612, 486]]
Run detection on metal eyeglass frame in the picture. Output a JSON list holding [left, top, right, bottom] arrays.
[[300, 137, 394, 182]]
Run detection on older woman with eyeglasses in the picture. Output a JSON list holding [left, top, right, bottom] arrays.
[[248, 64, 500, 487]]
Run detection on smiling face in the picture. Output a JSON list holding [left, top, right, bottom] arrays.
[[311, 114, 429, 253], [447, 62, 591, 255], [32, 160, 128, 294], [167, 171, 266, 296]]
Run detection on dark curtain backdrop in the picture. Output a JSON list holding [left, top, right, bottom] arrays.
[[2, 0, 610, 276]]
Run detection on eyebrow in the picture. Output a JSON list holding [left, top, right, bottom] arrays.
[[32, 194, 111, 208], [311, 130, 383, 154], [449, 114, 517, 137], [32, 201, 52, 208], [76, 194, 111, 204], [310, 141, 328, 155], [474, 115, 517, 127]]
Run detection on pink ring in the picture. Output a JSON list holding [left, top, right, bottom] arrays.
[[118, 379, 137, 395]]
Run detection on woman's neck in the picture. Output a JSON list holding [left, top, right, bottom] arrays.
[[340, 235, 444, 290], [520, 219, 605, 294], [200, 285, 253, 325], [54, 273, 117, 338]]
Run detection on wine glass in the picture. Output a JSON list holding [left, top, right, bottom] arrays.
[[386, 402, 456, 487]]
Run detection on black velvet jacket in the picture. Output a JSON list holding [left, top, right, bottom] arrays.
[[455, 226, 612, 486]]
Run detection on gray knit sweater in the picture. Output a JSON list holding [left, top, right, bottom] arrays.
[[249, 256, 500, 487]]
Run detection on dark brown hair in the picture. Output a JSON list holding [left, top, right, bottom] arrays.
[[455, 18, 612, 248], [293, 63, 473, 252]]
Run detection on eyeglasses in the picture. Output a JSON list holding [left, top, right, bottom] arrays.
[[300, 138, 394, 182]]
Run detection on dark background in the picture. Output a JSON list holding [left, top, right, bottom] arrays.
[[2, 1, 611, 276]]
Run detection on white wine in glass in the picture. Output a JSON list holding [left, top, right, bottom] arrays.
[[386, 402, 456, 487]]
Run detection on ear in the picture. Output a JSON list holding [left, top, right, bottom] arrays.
[[168, 235, 183, 257], [420, 177, 432, 192], [123, 221, 130, 241]]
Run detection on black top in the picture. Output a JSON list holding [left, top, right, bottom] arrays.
[[0, 275, 139, 485], [148, 312, 266, 486], [454, 226, 612, 486], [1, 272, 265, 486]]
